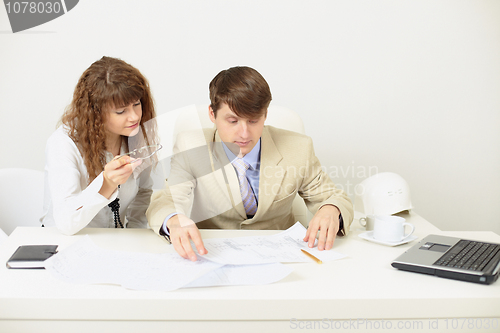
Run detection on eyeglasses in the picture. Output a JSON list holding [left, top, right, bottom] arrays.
[[117, 144, 163, 163]]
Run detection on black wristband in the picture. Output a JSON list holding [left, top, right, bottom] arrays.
[[159, 224, 171, 244]]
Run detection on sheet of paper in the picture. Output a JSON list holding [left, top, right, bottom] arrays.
[[201, 222, 347, 265], [184, 263, 293, 288], [44, 235, 295, 291], [45, 236, 223, 291]]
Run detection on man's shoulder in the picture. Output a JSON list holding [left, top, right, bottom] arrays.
[[265, 125, 312, 146], [202, 127, 216, 142], [174, 128, 216, 151]]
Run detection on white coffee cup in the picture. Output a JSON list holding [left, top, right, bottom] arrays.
[[359, 215, 377, 231], [372, 215, 415, 243]]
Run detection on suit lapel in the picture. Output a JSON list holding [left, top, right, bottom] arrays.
[[210, 130, 247, 219], [251, 126, 284, 221]]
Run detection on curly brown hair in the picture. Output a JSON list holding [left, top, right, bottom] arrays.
[[60, 56, 158, 183]]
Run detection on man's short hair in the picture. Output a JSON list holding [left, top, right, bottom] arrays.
[[209, 66, 272, 118]]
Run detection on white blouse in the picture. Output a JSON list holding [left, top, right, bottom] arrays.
[[41, 126, 153, 235]]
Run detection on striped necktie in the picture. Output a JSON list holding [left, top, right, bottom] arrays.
[[232, 158, 258, 216]]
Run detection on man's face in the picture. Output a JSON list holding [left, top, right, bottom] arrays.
[[209, 103, 266, 157]]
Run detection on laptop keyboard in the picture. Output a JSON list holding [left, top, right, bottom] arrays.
[[434, 240, 500, 271]]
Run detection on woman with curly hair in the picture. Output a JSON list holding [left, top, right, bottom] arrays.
[[41, 56, 158, 235]]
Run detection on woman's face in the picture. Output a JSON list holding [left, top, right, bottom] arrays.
[[105, 100, 142, 138]]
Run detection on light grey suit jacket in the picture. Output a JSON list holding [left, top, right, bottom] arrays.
[[147, 126, 353, 235]]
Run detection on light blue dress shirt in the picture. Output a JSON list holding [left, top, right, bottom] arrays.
[[222, 139, 261, 201]]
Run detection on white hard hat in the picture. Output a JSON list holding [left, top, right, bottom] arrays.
[[355, 172, 413, 216]]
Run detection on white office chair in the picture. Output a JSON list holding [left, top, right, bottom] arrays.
[[0, 228, 7, 245], [169, 105, 312, 226], [0, 168, 44, 235], [171, 105, 306, 139]]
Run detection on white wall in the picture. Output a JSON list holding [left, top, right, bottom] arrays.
[[1, 0, 499, 233]]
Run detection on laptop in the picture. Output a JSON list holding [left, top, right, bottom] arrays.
[[391, 234, 500, 285]]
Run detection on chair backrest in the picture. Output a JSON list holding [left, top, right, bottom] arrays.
[[172, 105, 306, 139], [169, 105, 312, 226], [0, 168, 44, 235], [0, 228, 7, 245]]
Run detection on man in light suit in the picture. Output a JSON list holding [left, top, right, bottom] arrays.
[[147, 66, 353, 261]]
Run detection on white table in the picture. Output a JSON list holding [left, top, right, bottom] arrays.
[[0, 212, 499, 333]]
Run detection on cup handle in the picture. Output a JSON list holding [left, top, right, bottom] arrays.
[[401, 223, 415, 240], [359, 217, 367, 227]]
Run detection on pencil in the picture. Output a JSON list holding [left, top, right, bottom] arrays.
[[301, 249, 323, 264]]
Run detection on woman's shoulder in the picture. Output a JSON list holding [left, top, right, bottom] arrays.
[[46, 126, 79, 154], [48, 125, 72, 141]]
